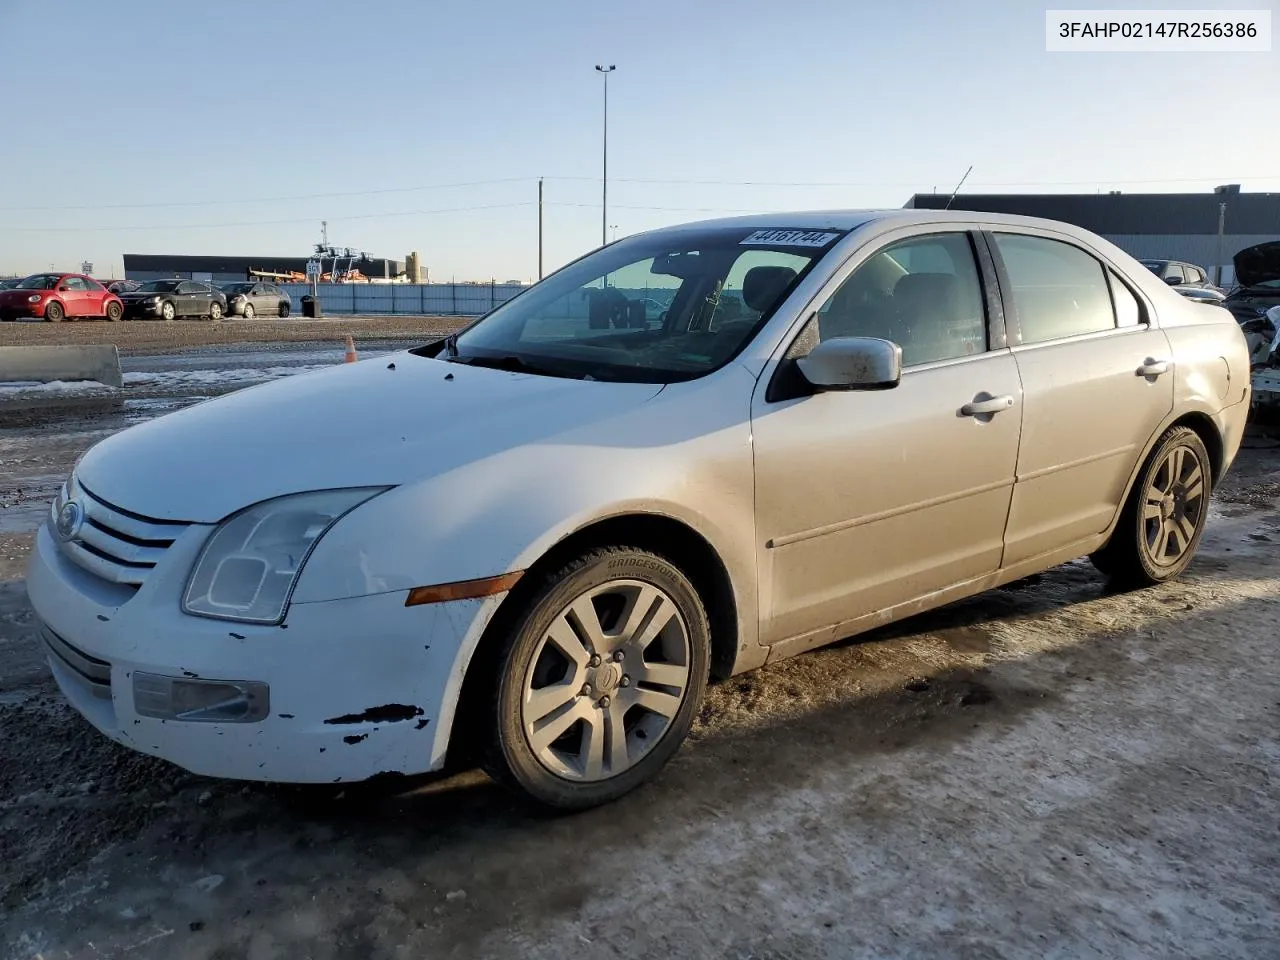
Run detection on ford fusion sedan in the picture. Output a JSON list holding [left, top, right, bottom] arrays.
[[29, 210, 1250, 810], [119, 279, 229, 321], [0, 272, 123, 322]]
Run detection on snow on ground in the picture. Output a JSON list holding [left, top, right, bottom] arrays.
[[0, 379, 117, 395], [122, 364, 334, 389]]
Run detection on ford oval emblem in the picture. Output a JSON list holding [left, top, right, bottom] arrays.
[[56, 500, 84, 543]]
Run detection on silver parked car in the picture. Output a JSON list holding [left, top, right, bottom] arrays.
[[28, 210, 1250, 810], [220, 281, 292, 318]]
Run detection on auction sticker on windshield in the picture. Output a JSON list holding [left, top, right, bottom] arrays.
[[741, 229, 843, 247]]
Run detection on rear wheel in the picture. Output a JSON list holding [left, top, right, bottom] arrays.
[[278, 302, 291, 318], [243, 303, 255, 319], [479, 547, 710, 810], [160, 301, 176, 322], [208, 302, 223, 321], [1090, 426, 1212, 588], [105, 301, 122, 322], [45, 301, 64, 322]]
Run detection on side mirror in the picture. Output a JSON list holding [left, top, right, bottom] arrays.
[[1164, 275, 1181, 285], [796, 336, 902, 391]]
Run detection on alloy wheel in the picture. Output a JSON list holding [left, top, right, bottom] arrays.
[[520, 579, 691, 782], [1141, 443, 1207, 566]]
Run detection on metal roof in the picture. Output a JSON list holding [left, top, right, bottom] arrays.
[[905, 192, 1280, 235]]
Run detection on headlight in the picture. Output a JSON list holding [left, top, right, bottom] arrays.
[[182, 487, 389, 624], [28, 294, 41, 303], [145, 296, 160, 304]]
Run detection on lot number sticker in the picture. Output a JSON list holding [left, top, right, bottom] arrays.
[[741, 229, 842, 248]]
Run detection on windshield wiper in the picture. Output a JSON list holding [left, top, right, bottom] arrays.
[[450, 353, 570, 378]]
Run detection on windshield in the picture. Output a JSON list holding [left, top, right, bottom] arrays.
[[16, 273, 60, 290], [447, 226, 840, 382], [222, 283, 253, 294], [135, 279, 182, 293]]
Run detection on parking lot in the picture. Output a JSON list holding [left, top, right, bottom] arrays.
[[1, 327, 1278, 959]]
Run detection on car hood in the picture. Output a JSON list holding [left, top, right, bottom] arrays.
[[1233, 241, 1280, 289], [75, 352, 665, 522]]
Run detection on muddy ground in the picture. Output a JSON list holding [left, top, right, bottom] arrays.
[[1, 343, 1278, 958]]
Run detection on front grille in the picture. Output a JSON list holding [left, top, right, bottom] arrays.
[[58, 478, 190, 588], [42, 625, 112, 699]]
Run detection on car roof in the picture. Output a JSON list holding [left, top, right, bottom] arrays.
[[646, 208, 1115, 240]]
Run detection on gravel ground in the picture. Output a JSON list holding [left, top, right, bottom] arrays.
[[0, 355, 1278, 959], [0, 316, 466, 354]]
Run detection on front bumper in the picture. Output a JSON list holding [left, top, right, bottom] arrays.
[[121, 300, 165, 319], [0, 301, 45, 319], [26, 519, 497, 783]]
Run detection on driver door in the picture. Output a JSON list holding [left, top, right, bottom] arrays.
[[751, 229, 1023, 651]]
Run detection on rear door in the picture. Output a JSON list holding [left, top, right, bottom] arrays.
[[990, 230, 1173, 567], [253, 284, 274, 315]]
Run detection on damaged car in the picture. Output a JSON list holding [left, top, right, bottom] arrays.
[[1225, 240, 1280, 326], [28, 210, 1252, 810]]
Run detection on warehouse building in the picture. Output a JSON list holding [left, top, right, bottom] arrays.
[[905, 186, 1280, 286], [123, 253, 405, 285]]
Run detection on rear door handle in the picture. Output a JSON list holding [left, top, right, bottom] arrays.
[[1137, 358, 1169, 377], [960, 394, 1015, 416]]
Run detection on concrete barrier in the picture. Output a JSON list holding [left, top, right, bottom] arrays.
[[0, 345, 124, 388]]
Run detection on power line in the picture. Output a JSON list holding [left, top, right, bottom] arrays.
[[4, 173, 1275, 214], [7, 201, 536, 233], [0, 178, 534, 213]]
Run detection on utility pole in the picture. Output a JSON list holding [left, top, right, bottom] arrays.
[[538, 177, 544, 280], [1215, 202, 1227, 287], [595, 64, 616, 247]]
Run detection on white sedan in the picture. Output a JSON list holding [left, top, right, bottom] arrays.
[[28, 210, 1251, 809]]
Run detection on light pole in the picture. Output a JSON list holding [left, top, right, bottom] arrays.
[[595, 64, 615, 247]]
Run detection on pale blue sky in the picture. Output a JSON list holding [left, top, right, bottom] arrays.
[[1, 0, 1276, 280]]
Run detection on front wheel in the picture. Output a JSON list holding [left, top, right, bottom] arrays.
[[1090, 425, 1212, 588], [160, 301, 176, 322], [105, 301, 123, 322], [208, 302, 223, 321], [45, 301, 64, 322], [278, 302, 291, 318], [480, 547, 710, 810], [242, 303, 255, 319]]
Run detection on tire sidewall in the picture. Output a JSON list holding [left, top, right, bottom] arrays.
[[243, 304, 255, 319], [1131, 427, 1211, 583], [490, 549, 710, 810], [106, 302, 122, 322], [46, 302, 63, 322], [209, 302, 222, 322], [161, 301, 175, 322]]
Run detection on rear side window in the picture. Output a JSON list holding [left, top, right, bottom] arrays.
[[63, 277, 88, 291], [993, 234, 1116, 344]]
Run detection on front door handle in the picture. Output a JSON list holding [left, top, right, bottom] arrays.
[[960, 394, 1015, 417], [1137, 358, 1169, 377]]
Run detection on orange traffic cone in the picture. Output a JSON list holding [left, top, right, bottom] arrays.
[[343, 336, 357, 364]]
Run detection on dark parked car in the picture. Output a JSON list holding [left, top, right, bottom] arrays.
[[0, 277, 24, 290], [103, 279, 141, 295], [220, 281, 292, 318], [0, 272, 123, 322], [117, 279, 228, 321], [1224, 241, 1280, 326]]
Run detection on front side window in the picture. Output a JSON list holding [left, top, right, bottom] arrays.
[[447, 226, 841, 382], [993, 233, 1116, 344], [812, 232, 987, 366]]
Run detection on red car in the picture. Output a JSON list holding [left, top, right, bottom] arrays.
[[0, 272, 124, 322]]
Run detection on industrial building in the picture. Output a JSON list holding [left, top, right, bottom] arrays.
[[905, 186, 1280, 286], [122, 253, 407, 285]]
